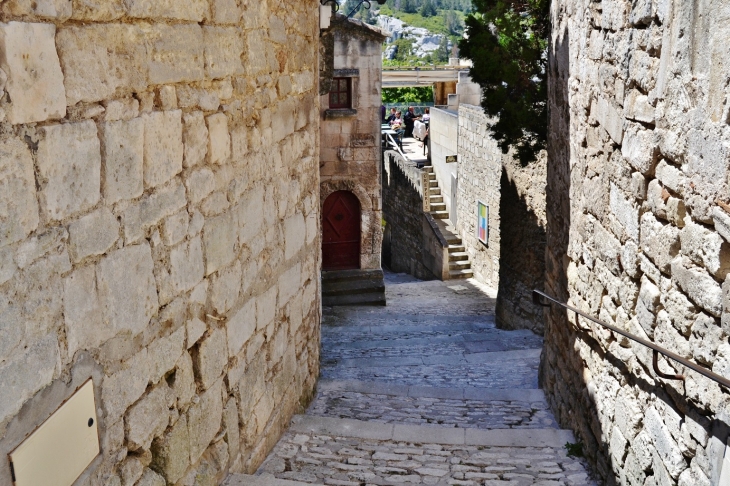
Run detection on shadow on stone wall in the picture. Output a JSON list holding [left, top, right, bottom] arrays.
[[496, 168, 546, 335]]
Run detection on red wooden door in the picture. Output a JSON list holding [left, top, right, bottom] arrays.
[[322, 191, 361, 270]]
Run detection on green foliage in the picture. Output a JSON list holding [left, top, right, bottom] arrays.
[[402, 0, 418, 13], [444, 10, 464, 35], [565, 442, 584, 458], [420, 0, 437, 17], [459, 0, 549, 164], [434, 36, 450, 63], [382, 87, 434, 104], [392, 38, 415, 61]]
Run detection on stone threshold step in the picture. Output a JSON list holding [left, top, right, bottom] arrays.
[[316, 379, 547, 403], [334, 348, 542, 368], [225, 473, 318, 486], [289, 415, 574, 448]]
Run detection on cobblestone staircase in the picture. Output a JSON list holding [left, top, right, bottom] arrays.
[[227, 272, 595, 486], [422, 166, 473, 280]]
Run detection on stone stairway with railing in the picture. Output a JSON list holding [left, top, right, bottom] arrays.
[[422, 166, 473, 280]]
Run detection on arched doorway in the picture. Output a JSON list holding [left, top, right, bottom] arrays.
[[322, 190, 361, 271]]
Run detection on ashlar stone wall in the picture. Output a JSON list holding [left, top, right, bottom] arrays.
[[545, 0, 730, 484], [0, 2, 321, 485]]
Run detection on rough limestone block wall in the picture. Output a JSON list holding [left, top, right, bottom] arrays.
[[544, 0, 730, 484], [455, 104, 502, 288], [382, 151, 435, 279], [496, 155, 547, 334], [0, 1, 321, 485], [319, 16, 385, 271]]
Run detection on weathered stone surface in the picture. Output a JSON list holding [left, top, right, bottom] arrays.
[[183, 111, 209, 168], [101, 118, 145, 204], [161, 211, 189, 247], [203, 212, 237, 275], [102, 348, 150, 420], [151, 414, 190, 484], [203, 26, 244, 79], [125, 382, 172, 450], [136, 468, 166, 486], [0, 22, 66, 124], [212, 0, 242, 24], [193, 327, 228, 390], [186, 168, 216, 205], [64, 265, 102, 357], [171, 351, 195, 409], [640, 212, 680, 274], [104, 98, 140, 121], [146, 24, 205, 85], [644, 407, 687, 479], [143, 111, 183, 189], [0, 138, 39, 247], [148, 326, 185, 384], [126, 0, 208, 21], [120, 456, 144, 486], [98, 244, 158, 337], [595, 96, 623, 144], [68, 207, 119, 262], [226, 299, 256, 357], [609, 183, 639, 241], [169, 237, 205, 295], [123, 181, 187, 243], [57, 24, 147, 105], [186, 317, 207, 349], [224, 397, 240, 464], [671, 257, 723, 317], [680, 219, 730, 279], [36, 121, 101, 221], [690, 313, 722, 366], [712, 207, 730, 243], [0, 334, 60, 425], [187, 379, 224, 463], [622, 124, 657, 175], [206, 113, 231, 164], [210, 261, 242, 314], [284, 212, 306, 260]]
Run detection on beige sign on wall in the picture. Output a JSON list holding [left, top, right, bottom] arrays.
[[9, 380, 100, 486]]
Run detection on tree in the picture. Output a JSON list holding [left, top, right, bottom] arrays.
[[420, 0, 437, 17], [382, 87, 434, 104], [393, 38, 415, 61], [459, 0, 549, 164], [434, 36, 450, 63], [444, 10, 463, 35], [402, 0, 417, 13]]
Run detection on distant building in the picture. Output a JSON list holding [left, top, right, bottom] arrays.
[[319, 13, 388, 305]]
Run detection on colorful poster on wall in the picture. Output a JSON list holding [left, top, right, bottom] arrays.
[[477, 201, 488, 245]]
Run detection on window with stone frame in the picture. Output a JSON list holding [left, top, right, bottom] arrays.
[[329, 77, 352, 109]]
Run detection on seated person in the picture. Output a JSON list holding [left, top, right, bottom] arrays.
[[386, 107, 397, 123]]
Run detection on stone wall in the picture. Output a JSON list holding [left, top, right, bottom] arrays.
[[454, 104, 502, 289], [320, 15, 386, 271], [544, 0, 730, 484], [455, 104, 547, 332], [382, 151, 442, 279], [497, 155, 547, 334], [429, 107, 459, 217], [0, 2, 321, 486]]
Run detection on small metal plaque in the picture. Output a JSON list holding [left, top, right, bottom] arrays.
[[9, 380, 100, 486], [445, 155, 458, 163]]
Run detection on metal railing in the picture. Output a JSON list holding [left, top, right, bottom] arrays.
[[533, 290, 730, 389]]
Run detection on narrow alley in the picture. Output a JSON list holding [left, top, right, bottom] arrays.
[[228, 272, 596, 485]]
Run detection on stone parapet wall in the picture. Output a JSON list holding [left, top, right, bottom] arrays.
[[455, 104, 502, 289], [0, 2, 320, 485], [545, 0, 730, 484]]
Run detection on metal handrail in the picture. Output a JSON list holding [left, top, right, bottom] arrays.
[[533, 290, 730, 389], [384, 131, 405, 158]]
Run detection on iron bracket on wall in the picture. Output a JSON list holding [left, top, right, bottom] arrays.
[[533, 289, 730, 389], [320, 0, 339, 13]]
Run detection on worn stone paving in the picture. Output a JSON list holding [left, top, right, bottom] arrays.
[[245, 272, 596, 485], [308, 391, 558, 429]]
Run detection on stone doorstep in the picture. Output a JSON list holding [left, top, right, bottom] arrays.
[[335, 347, 542, 368], [225, 473, 318, 486], [288, 415, 575, 447], [316, 379, 548, 403]]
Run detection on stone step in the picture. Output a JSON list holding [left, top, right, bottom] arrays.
[[422, 165, 433, 173], [288, 415, 574, 448], [428, 172, 436, 180], [449, 260, 471, 270], [448, 251, 470, 261], [225, 473, 319, 486], [323, 292, 386, 307], [321, 268, 384, 284], [429, 195, 443, 203], [448, 244, 465, 252], [317, 379, 548, 403], [322, 278, 385, 297], [449, 269, 473, 279], [430, 202, 446, 211], [431, 187, 441, 195], [431, 210, 449, 219], [428, 180, 438, 188]]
